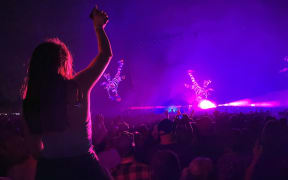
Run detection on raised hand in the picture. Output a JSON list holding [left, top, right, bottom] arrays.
[[90, 6, 109, 29]]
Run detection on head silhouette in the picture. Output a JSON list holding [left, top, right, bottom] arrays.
[[31, 39, 72, 79]]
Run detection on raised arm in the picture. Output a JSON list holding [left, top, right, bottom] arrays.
[[74, 7, 112, 92]]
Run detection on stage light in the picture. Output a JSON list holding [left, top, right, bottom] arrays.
[[198, 99, 216, 109], [228, 100, 251, 106], [221, 99, 280, 108]]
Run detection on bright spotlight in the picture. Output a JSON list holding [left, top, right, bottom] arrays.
[[198, 99, 216, 109]]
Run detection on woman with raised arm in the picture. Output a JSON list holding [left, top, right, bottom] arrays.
[[22, 7, 112, 180]]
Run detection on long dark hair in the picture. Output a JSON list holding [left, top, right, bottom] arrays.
[[22, 38, 73, 134]]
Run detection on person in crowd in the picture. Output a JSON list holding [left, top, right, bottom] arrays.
[[0, 119, 36, 180], [150, 150, 181, 180], [112, 131, 151, 180], [92, 114, 108, 146], [181, 157, 214, 180], [151, 118, 195, 168], [217, 130, 251, 180], [174, 114, 194, 145], [148, 119, 179, 164], [151, 123, 159, 141], [157, 119, 175, 146], [21, 6, 112, 180], [93, 114, 121, 170], [245, 120, 288, 180], [134, 124, 152, 163]]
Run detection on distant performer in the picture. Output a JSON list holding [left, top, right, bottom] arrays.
[[22, 6, 113, 180]]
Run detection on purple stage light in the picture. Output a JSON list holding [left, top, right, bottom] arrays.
[[280, 56, 288, 73], [279, 67, 288, 73], [253, 102, 279, 107]]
